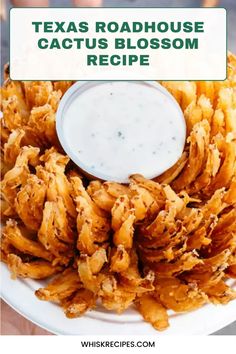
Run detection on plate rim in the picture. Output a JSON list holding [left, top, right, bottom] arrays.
[[1, 263, 236, 336]]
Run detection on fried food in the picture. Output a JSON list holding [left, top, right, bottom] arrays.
[[71, 176, 110, 254], [23, 81, 60, 110], [3, 128, 25, 167], [61, 289, 96, 318], [3, 220, 53, 262], [38, 198, 74, 264], [35, 268, 81, 301], [7, 254, 62, 279], [1, 146, 40, 214], [172, 119, 210, 191], [27, 104, 59, 148], [37, 149, 77, 219], [1, 52, 236, 332], [1, 80, 30, 134], [136, 295, 169, 331], [15, 175, 47, 230], [110, 245, 130, 273]]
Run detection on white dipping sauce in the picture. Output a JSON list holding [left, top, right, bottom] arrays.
[[57, 81, 186, 183]]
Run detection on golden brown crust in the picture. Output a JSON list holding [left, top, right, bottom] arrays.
[[1, 53, 236, 330]]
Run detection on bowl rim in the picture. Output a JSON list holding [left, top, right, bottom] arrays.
[[56, 80, 186, 183]]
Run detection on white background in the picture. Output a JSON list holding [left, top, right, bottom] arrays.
[[0, 336, 236, 354]]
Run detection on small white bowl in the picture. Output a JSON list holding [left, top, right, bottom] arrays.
[[56, 81, 186, 183]]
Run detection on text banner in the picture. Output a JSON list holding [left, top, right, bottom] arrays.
[[10, 8, 227, 80]]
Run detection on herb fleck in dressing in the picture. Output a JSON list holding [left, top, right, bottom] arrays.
[[62, 81, 186, 183]]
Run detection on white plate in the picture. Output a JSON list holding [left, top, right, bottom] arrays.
[[1, 263, 236, 335]]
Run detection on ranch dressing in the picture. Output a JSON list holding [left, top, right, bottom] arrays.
[[57, 81, 186, 183]]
